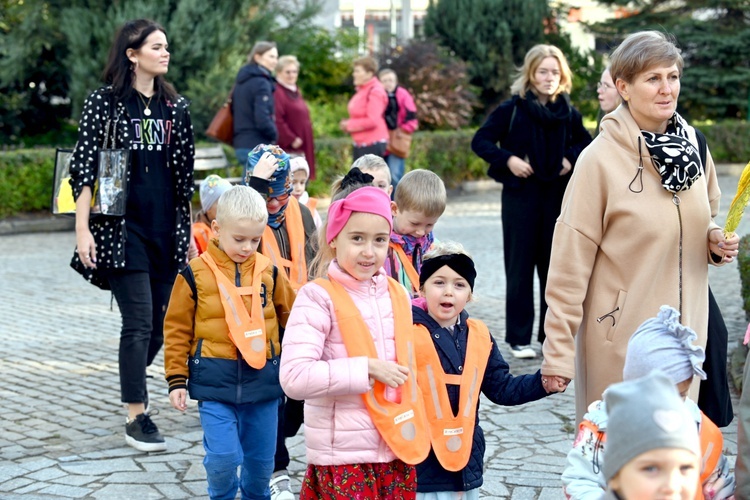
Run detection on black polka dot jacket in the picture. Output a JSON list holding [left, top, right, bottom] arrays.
[[69, 86, 195, 290]]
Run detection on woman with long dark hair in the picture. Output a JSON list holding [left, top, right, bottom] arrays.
[[70, 19, 195, 452], [472, 45, 591, 360]]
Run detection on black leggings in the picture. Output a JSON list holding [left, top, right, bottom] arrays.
[[108, 271, 173, 404]]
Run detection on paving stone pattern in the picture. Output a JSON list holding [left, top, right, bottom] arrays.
[[0, 172, 746, 499]]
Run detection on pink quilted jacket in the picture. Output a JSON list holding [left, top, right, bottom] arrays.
[[345, 77, 389, 146], [280, 260, 408, 466]]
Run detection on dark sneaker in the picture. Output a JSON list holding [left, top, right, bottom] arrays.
[[125, 412, 166, 452], [510, 344, 536, 359], [270, 471, 295, 500]]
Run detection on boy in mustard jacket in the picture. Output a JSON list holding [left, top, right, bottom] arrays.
[[164, 185, 296, 499]]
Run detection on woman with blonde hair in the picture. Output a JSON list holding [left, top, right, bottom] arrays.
[[472, 44, 591, 359], [540, 31, 739, 422]]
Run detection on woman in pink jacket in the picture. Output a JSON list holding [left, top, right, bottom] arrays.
[[378, 69, 418, 190], [280, 170, 429, 499], [339, 56, 389, 161]]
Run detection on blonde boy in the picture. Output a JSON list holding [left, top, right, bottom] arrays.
[[384, 168, 447, 295], [164, 186, 296, 499], [351, 153, 393, 197]]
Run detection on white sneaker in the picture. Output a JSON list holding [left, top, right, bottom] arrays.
[[270, 471, 295, 500], [510, 344, 536, 359]]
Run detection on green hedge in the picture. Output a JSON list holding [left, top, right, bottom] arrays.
[[2, 121, 748, 218]]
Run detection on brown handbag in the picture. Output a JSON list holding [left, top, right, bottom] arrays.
[[387, 128, 413, 158], [206, 87, 234, 145]]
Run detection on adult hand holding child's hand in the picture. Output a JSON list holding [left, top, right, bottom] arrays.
[[542, 375, 570, 393], [368, 358, 410, 388]]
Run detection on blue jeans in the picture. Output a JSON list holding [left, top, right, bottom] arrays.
[[386, 153, 406, 192], [199, 399, 278, 500]]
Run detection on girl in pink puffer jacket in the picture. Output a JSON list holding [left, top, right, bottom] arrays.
[[280, 171, 429, 499]]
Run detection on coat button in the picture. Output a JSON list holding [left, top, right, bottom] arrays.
[[458, 365, 463, 371], [434, 334, 440, 339], [193, 359, 199, 364], [273, 359, 278, 365]]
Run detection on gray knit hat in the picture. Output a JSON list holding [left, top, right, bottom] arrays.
[[603, 371, 700, 482], [199, 175, 233, 213], [623, 305, 706, 384]]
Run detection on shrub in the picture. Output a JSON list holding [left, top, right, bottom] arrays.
[[0, 149, 56, 217], [702, 121, 750, 163], [739, 234, 750, 321]]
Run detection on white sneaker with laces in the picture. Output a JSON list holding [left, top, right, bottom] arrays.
[[270, 471, 295, 500], [510, 344, 536, 359]]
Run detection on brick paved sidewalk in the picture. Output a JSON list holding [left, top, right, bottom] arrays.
[[0, 176, 745, 499]]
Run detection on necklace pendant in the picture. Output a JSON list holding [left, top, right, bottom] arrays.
[[144, 108, 152, 116]]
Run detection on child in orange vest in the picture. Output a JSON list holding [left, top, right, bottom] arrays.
[[163, 186, 297, 499], [385, 169, 447, 297], [245, 144, 317, 498], [280, 169, 431, 499], [289, 156, 322, 228], [192, 174, 232, 255], [412, 241, 562, 498], [562, 305, 734, 499]]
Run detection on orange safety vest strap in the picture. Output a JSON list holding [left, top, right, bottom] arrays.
[[414, 318, 492, 471], [312, 276, 431, 465], [192, 222, 212, 255], [306, 197, 317, 213], [699, 412, 723, 487], [201, 252, 271, 369], [389, 243, 420, 294], [261, 196, 307, 291]]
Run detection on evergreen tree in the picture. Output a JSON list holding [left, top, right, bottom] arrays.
[[591, 0, 750, 120], [424, 0, 548, 108]]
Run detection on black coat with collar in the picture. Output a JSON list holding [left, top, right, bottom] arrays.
[[412, 304, 549, 493], [69, 86, 195, 289], [232, 63, 277, 149]]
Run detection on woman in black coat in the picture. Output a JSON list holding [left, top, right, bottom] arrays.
[[233, 41, 278, 175], [71, 19, 195, 452], [472, 44, 591, 359]]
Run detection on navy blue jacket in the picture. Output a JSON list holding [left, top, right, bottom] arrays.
[[233, 63, 277, 149], [413, 303, 549, 493]]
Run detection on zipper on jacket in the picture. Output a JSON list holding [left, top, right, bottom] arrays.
[[673, 194, 683, 315], [235, 262, 243, 402]]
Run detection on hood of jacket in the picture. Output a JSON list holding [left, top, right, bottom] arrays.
[[237, 62, 275, 86]]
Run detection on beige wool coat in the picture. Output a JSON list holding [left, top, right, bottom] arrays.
[[541, 105, 723, 422]]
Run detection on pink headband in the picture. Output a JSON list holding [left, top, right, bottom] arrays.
[[326, 186, 393, 244]]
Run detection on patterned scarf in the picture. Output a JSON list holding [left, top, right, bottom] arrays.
[[641, 112, 703, 194], [390, 232, 434, 272]]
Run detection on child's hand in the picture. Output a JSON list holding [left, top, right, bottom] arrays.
[[542, 375, 570, 393], [368, 358, 410, 388], [251, 152, 279, 180], [169, 389, 188, 412]]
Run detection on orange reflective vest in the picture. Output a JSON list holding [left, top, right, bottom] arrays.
[[697, 412, 723, 500], [313, 276, 431, 465], [200, 251, 271, 369], [389, 242, 420, 295], [192, 221, 212, 255], [262, 196, 307, 291], [414, 319, 493, 471]]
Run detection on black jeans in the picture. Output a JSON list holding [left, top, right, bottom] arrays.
[[501, 177, 567, 346], [352, 142, 387, 161], [108, 271, 173, 404], [274, 396, 305, 472]]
